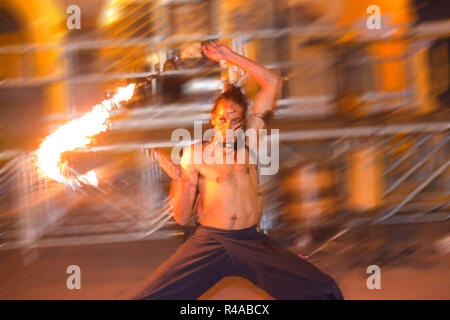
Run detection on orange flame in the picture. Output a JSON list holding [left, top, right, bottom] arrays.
[[36, 83, 135, 187]]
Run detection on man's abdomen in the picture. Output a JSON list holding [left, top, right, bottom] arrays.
[[197, 176, 260, 230]]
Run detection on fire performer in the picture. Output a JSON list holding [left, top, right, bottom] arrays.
[[133, 41, 343, 300]]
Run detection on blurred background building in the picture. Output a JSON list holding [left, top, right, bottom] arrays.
[[0, 0, 448, 258]]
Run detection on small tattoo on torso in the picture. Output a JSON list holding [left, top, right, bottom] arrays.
[[230, 214, 238, 228]]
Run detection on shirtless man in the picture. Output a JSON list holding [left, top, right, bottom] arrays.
[[134, 41, 343, 300]]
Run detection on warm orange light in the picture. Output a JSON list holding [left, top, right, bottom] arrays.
[[77, 170, 99, 186], [36, 83, 135, 187]]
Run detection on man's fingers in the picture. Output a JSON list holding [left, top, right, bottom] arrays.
[[207, 45, 217, 54], [155, 151, 175, 170], [206, 41, 220, 51], [150, 148, 185, 180], [212, 40, 223, 48]]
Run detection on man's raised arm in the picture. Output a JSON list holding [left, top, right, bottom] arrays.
[[202, 40, 282, 129]]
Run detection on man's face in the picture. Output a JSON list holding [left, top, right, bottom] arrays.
[[211, 99, 244, 143]]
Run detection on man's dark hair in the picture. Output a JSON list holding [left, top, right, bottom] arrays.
[[212, 84, 248, 118]]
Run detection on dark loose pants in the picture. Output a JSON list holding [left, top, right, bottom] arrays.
[[133, 225, 343, 300]]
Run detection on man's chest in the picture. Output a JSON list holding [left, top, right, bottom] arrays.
[[197, 163, 257, 185]]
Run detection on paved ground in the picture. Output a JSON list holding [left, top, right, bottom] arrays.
[[0, 222, 449, 300]]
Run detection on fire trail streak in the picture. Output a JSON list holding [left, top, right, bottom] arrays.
[[36, 83, 135, 188]]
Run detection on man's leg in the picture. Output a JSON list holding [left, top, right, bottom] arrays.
[[227, 232, 343, 300], [132, 235, 235, 300]]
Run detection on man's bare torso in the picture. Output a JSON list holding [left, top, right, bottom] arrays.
[[186, 142, 261, 230]]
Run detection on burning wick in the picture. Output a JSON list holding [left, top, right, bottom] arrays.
[[36, 83, 135, 188]]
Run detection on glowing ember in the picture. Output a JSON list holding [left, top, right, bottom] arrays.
[[36, 83, 135, 187]]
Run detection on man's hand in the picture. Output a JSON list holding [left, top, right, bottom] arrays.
[[151, 148, 187, 181], [201, 40, 234, 63]]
